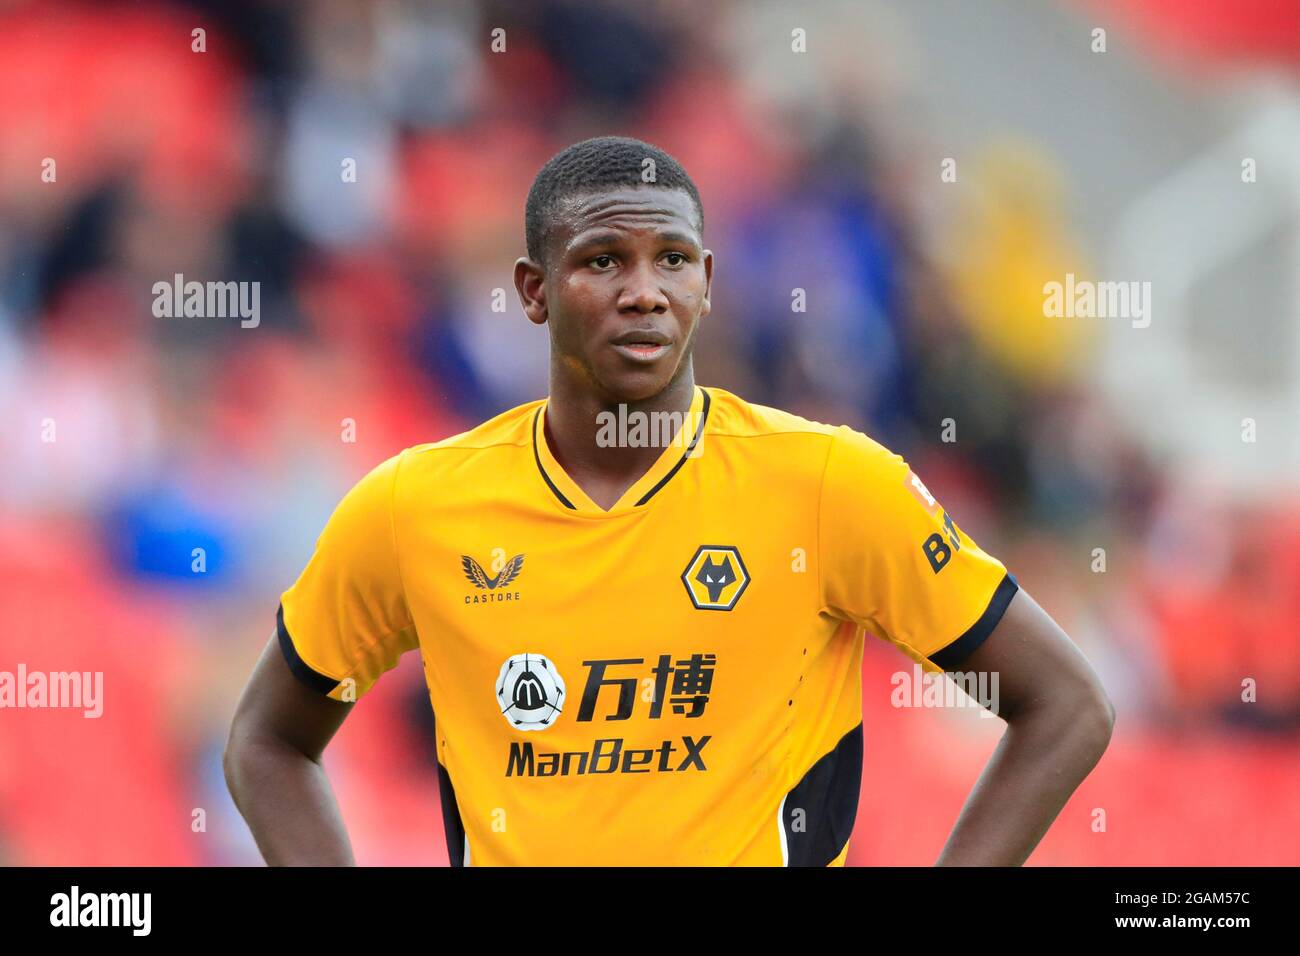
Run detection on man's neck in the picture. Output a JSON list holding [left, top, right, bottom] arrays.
[[544, 368, 696, 509]]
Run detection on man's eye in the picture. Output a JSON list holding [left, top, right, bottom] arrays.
[[591, 255, 615, 269], [663, 252, 687, 266]]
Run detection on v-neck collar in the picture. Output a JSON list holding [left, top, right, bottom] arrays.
[[532, 386, 711, 517]]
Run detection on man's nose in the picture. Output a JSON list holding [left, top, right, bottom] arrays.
[[618, 262, 669, 313]]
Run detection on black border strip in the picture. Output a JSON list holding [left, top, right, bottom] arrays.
[[435, 752, 468, 868], [277, 604, 342, 696], [532, 408, 577, 510], [781, 721, 863, 867], [928, 571, 1020, 670], [634, 388, 711, 506]]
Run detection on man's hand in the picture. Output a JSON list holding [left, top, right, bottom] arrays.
[[934, 586, 1115, 866]]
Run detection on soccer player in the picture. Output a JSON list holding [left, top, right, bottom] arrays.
[[224, 136, 1114, 866]]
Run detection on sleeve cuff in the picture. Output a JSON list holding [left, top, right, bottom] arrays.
[[927, 572, 1019, 671], [277, 604, 344, 697]]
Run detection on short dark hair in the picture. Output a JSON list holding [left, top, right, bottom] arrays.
[[524, 135, 704, 264]]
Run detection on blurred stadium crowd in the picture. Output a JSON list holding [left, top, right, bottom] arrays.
[[1, 0, 1297, 865]]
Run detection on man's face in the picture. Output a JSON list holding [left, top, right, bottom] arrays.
[[515, 185, 712, 404]]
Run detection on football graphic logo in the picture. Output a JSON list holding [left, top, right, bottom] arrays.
[[496, 653, 565, 730]]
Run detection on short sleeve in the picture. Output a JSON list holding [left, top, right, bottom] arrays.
[[277, 452, 418, 701], [819, 426, 1018, 672]]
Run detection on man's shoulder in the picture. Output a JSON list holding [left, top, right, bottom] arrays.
[[702, 386, 899, 475], [704, 387, 847, 443], [389, 399, 544, 480]]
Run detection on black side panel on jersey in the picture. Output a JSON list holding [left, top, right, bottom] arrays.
[[434, 721, 467, 867], [781, 722, 863, 866]]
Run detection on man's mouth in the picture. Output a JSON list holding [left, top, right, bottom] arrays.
[[610, 330, 672, 362], [612, 342, 671, 360]]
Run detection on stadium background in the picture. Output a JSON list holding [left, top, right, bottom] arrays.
[[1, 0, 1298, 865]]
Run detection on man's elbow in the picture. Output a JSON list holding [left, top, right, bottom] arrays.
[[222, 726, 246, 801], [1009, 673, 1115, 753], [1075, 682, 1116, 754], [222, 716, 265, 804]]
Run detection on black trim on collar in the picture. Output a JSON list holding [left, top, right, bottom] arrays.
[[532, 407, 577, 510], [634, 388, 711, 506]]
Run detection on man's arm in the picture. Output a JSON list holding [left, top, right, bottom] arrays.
[[934, 587, 1115, 866], [224, 635, 357, 865]]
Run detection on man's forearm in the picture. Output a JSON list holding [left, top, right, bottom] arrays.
[[224, 735, 356, 866], [935, 693, 1113, 866]]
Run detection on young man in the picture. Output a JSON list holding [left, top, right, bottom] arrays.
[[225, 136, 1114, 867]]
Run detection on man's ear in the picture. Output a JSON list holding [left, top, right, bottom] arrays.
[[700, 249, 713, 319], [514, 257, 548, 326]]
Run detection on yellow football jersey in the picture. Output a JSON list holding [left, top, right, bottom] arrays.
[[277, 385, 1018, 866]]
